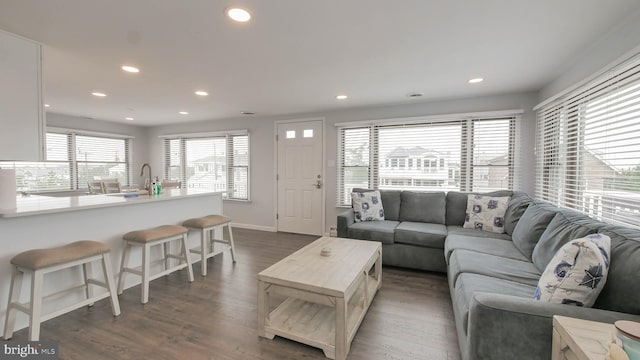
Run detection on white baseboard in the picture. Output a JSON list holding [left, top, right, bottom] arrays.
[[230, 222, 277, 232]]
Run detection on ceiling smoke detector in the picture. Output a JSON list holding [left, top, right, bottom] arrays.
[[406, 92, 423, 98]]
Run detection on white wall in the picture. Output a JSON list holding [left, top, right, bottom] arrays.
[[147, 91, 539, 233], [538, 6, 640, 103], [46, 112, 151, 185]]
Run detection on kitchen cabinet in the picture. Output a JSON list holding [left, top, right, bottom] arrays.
[[0, 29, 44, 161]]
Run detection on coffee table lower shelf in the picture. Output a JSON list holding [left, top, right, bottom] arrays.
[[263, 275, 378, 359]]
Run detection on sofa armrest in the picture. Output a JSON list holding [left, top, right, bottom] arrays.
[[466, 292, 640, 360], [337, 209, 355, 237]]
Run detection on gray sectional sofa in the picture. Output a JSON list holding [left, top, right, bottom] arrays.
[[337, 189, 640, 360]]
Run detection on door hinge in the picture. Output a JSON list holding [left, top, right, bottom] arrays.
[[276, 174, 279, 180], [275, 134, 278, 141], [276, 213, 279, 220]]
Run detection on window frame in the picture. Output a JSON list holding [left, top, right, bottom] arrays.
[[336, 113, 518, 207], [1, 129, 132, 192], [162, 131, 250, 201], [535, 54, 640, 228]]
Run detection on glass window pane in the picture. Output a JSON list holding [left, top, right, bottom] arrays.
[[45, 133, 68, 161], [185, 138, 226, 191], [303, 129, 313, 138], [286, 130, 296, 139], [378, 124, 461, 191]]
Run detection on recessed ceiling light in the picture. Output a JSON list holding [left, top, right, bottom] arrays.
[[125, 117, 134, 121], [336, 95, 348, 100], [468, 78, 484, 84], [226, 7, 251, 22], [121, 65, 140, 73], [407, 92, 423, 98], [240, 111, 255, 115], [179, 111, 189, 115], [44, 104, 50, 108], [194, 90, 209, 96], [92, 92, 107, 97]]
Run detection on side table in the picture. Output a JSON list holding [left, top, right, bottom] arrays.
[[552, 315, 616, 360]]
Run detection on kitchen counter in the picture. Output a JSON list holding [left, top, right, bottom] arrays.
[[0, 189, 224, 218], [0, 189, 225, 334]]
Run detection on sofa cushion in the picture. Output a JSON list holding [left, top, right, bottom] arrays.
[[511, 203, 557, 260], [595, 225, 640, 314], [444, 233, 527, 264], [448, 249, 542, 289], [351, 190, 385, 222], [463, 194, 511, 233], [447, 225, 512, 240], [531, 212, 598, 272], [346, 220, 399, 244], [534, 234, 611, 307], [395, 222, 447, 248], [504, 192, 534, 235], [446, 190, 513, 226], [453, 273, 537, 335], [380, 190, 401, 221], [399, 191, 446, 224]]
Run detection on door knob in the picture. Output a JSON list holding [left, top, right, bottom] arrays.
[[314, 180, 322, 189]]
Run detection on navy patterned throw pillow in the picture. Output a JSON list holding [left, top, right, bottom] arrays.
[[351, 191, 385, 223], [534, 234, 611, 308], [463, 194, 511, 233]]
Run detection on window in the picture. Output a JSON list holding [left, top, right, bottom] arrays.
[[163, 132, 250, 200], [0, 130, 131, 192], [535, 55, 640, 228], [336, 115, 517, 206]]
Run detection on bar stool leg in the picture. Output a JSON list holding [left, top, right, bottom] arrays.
[[28, 270, 44, 341], [163, 242, 170, 272], [181, 234, 194, 282], [101, 253, 121, 316], [82, 262, 94, 306], [3, 267, 23, 340], [227, 223, 237, 263], [117, 241, 131, 295], [141, 243, 151, 304], [200, 229, 208, 276]]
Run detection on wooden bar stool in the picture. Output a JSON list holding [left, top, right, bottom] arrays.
[[182, 215, 236, 276], [3, 241, 121, 341], [117, 225, 194, 304]]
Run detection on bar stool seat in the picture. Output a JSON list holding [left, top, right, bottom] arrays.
[[117, 225, 194, 304], [3, 241, 121, 341], [183, 215, 236, 276]]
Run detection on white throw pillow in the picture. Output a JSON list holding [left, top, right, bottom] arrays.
[[351, 191, 385, 222], [534, 233, 611, 307], [462, 195, 511, 233]]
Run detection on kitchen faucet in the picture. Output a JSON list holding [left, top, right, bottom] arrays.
[[140, 163, 152, 195]]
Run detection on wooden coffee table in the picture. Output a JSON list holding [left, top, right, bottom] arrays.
[[257, 236, 382, 360]]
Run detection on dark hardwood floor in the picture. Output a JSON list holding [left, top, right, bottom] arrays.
[[5, 229, 461, 360]]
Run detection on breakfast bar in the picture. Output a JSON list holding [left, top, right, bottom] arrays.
[[0, 189, 224, 333]]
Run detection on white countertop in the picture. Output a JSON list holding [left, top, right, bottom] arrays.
[[0, 189, 225, 218]]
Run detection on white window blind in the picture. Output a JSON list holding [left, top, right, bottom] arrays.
[[76, 135, 130, 187], [337, 115, 517, 206], [0, 131, 130, 192], [163, 132, 250, 200], [535, 54, 640, 228]]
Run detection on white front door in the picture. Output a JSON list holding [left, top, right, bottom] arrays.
[[276, 120, 323, 235]]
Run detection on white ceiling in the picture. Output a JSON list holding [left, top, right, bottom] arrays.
[[1, 0, 639, 126]]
